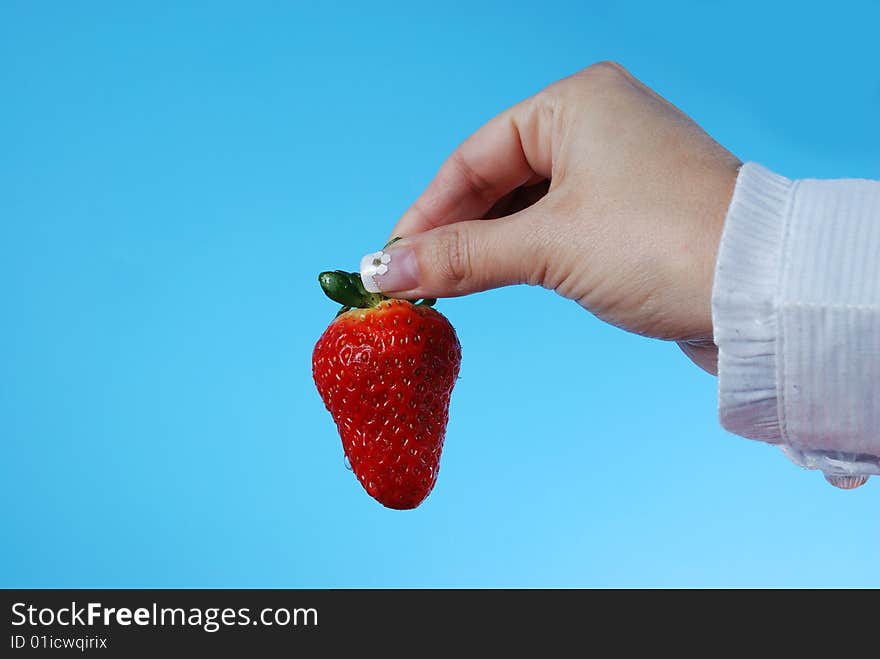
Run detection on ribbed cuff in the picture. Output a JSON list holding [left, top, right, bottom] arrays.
[[711, 162, 793, 443], [712, 163, 880, 479]]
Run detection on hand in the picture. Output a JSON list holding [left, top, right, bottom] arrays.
[[361, 62, 741, 374]]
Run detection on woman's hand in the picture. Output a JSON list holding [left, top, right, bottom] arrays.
[[361, 62, 741, 374]]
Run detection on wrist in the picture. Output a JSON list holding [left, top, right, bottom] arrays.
[[677, 159, 741, 344]]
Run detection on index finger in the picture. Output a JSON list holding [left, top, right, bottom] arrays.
[[391, 95, 554, 239]]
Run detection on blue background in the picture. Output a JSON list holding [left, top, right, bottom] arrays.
[[2, 1, 878, 587]]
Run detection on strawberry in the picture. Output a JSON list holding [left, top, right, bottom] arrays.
[[312, 269, 461, 509]]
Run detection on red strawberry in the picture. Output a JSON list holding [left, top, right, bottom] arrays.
[[312, 270, 461, 509]]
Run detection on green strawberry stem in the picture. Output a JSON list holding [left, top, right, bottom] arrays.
[[318, 270, 384, 309], [318, 270, 436, 312]]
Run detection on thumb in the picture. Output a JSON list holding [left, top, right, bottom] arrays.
[[359, 210, 549, 299]]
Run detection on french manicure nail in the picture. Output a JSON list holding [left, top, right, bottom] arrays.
[[359, 245, 419, 293]]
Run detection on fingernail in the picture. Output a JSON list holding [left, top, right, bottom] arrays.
[[359, 245, 419, 293]]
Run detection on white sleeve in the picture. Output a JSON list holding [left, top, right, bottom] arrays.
[[711, 162, 880, 488]]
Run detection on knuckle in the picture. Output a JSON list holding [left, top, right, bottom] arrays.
[[434, 225, 472, 286], [543, 61, 632, 113], [531, 88, 558, 125], [579, 60, 630, 85], [449, 150, 498, 206], [589, 60, 629, 77], [522, 222, 552, 288]]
